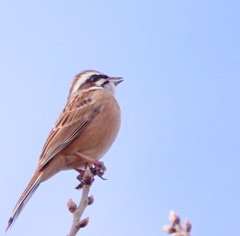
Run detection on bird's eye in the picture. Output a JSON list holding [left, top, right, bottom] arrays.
[[88, 74, 100, 82], [88, 74, 108, 83]]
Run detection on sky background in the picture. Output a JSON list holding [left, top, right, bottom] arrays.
[[0, 1, 239, 236]]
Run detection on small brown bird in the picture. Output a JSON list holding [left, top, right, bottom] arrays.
[[6, 70, 123, 230]]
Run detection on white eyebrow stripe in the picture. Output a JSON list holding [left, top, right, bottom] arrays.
[[69, 86, 104, 98], [71, 72, 101, 93]]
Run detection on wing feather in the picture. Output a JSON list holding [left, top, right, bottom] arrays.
[[38, 95, 102, 170]]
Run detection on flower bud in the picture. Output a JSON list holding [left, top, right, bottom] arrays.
[[79, 217, 89, 228], [184, 219, 192, 232], [88, 195, 94, 205], [169, 211, 180, 224], [163, 225, 175, 233], [67, 199, 77, 213]]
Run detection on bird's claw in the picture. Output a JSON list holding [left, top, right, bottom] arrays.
[[90, 161, 107, 180]]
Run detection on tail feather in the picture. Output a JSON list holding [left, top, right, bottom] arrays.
[[6, 171, 43, 231]]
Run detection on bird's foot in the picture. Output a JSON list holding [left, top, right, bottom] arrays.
[[75, 152, 107, 183], [89, 161, 106, 180]]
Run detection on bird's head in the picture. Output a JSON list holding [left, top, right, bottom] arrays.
[[69, 70, 123, 98]]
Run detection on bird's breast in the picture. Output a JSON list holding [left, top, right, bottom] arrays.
[[61, 90, 121, 169]]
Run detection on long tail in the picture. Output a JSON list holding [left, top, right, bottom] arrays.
[[6, 170, 43, 231]]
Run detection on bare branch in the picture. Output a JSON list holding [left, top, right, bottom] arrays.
[[163, 211, 192, 236], [67, 167, 94, 236]]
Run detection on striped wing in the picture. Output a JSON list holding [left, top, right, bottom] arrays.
[[38, 95, 102, 170]]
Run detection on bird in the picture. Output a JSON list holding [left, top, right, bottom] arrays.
[[6, 70, 123, 231]]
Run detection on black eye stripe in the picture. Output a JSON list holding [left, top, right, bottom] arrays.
[[88, 74, 108, 82], [101, 80, 109, 86]]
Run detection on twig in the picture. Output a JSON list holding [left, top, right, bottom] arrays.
[[163, 211, 192, 236], [67, 167, 94, 236]]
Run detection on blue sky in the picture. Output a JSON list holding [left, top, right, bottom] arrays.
[[1, 1, 239, 235]]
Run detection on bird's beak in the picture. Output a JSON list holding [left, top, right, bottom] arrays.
[[108, 77, 124, 86]]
